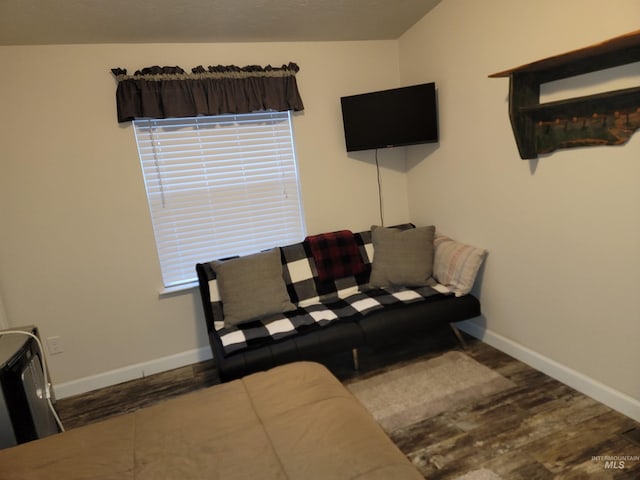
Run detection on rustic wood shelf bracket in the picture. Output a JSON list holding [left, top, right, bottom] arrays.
[[490, 30, 640, 159]]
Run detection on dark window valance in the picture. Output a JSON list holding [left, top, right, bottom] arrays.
[[111, 63, 304, 123]]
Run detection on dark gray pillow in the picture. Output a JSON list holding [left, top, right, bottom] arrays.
[[213, 248, 295, 326], [369, 225, 435, 288]]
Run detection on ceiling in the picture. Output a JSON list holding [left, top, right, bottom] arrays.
[[0, 0, 442, 46]]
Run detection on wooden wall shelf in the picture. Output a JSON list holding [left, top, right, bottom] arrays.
[[490, 30, 640, 159]]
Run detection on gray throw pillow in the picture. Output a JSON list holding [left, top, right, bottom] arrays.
[[213, 248, 295, 326], [369, 225, 435, 288]]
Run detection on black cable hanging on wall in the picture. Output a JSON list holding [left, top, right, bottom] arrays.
[[375, 149, 384, 227]]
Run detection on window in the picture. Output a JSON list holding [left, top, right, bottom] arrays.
[[133, 111, 306, 289]]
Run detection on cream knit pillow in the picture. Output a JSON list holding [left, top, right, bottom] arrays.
[[433, 234, 486, 296]]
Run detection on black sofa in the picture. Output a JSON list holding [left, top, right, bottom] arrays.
[[196, 225, 484, 381]]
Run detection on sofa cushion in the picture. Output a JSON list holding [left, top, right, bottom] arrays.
[[433, 234, 487, 296], [282, 231, 372, 307], [216, 286, 445, 355], [213, 248, 295, 326], [369, 225, 435, 288]]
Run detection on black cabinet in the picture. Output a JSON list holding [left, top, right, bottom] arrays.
[[0, 327, 60, 449]]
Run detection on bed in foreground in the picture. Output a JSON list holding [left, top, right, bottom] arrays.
[[0, 361, 423, 480]]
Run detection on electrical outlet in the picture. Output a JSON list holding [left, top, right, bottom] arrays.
[[46, 336, 64, 355]]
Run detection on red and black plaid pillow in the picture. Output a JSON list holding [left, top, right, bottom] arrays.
[[305, 230, 366, 283]]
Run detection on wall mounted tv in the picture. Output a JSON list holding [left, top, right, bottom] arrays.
[[340, 82, 438, 152]]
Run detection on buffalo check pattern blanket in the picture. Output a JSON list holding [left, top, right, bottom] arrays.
[[200, 226, 452, 356], [217, 286, 445, 354]]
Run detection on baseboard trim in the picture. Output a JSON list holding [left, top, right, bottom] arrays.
[[53, 346, 213, 399], [457, 319, 640, 423]]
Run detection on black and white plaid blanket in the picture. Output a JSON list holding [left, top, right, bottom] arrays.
[[216, 285, 447, 355]]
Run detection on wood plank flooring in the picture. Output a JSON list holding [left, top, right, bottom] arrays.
[[55, 329, 640, 479]]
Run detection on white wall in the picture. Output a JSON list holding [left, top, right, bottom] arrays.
[[0, 41, 408, 391], [0, 292, 8, 330], [399, 0, 640, 416]]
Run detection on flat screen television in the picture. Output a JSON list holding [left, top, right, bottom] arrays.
[[340, 82, 438, 152]]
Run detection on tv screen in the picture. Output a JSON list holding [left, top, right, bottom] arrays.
[[340, 82, 438, 152]]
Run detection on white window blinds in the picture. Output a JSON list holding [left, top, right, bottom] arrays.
[[133, 111, 306, 288]]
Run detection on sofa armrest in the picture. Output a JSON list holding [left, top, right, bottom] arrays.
[[196, 262, 218, 334]]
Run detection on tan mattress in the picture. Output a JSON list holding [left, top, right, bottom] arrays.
[[0, 361, 423, 479]]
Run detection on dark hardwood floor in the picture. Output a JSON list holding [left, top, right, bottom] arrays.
[[55, 329, 640, 479]]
